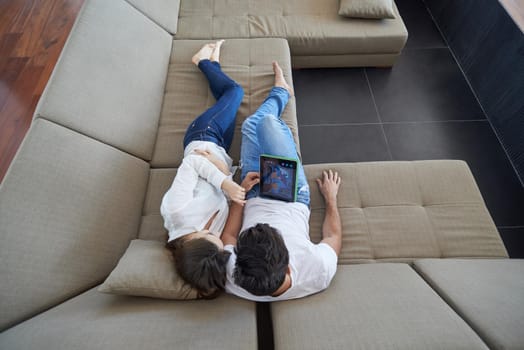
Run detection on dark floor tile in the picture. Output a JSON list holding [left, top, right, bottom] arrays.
[[293, 68, 379, 125], [366, 49, 485, 122], [395, 0, 446, 49], [384, 121, 524, 227], [299, 124, 390, 164], [498, 227, 524, 259]]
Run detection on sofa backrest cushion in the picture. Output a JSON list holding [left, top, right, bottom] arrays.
[[34, 0, 172, 161], [0, 119, 149, 331], [125, 0, 181, 34], [305, 160, 508, 263]]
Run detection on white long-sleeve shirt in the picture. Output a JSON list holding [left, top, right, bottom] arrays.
[[160, 141, 233, 242]]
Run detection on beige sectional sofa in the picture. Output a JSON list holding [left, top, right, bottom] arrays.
[[127, 0, 408, 68], [1, 0, 523, 349]]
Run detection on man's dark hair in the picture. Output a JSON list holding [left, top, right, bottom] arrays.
[[234, 223, 289, 296], [166, 236, 231, 299]]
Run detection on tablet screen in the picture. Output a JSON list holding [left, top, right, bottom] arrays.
[[259, 154, 298, 202]]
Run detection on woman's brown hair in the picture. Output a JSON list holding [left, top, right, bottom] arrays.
[[166, 235, 231, 299]]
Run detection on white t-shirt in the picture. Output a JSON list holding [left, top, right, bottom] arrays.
[[160, 141, 233, 242], [225, 197, 338, 301]]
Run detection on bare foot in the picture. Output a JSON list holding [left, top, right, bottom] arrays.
[[192, 43, 216, 65], [273, 61, 294, 96], [210, 40, 225, 62]]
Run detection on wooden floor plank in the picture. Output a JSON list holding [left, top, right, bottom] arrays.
[[0, 0, 84, 182]]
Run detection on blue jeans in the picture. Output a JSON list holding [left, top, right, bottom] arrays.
[[240, 87, 310, 206], [183, 60, 244, 152]]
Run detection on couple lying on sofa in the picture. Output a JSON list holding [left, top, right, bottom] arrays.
[[160, 41, 342, 301]]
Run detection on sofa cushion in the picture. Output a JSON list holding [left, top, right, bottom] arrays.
[[34, 0, 172, 160], [125, 0, 181, 34], [271, 264, 488, 349], [0, 288, 257, 350], [151, 38, 298, 167], [304, 160, 508, 263], [99, 239, 198, 299], [140, 160, 508, 262], [175, 0, 408, 66], [0, 119, 149, 331], [338, 0, 396, 19], [139, 169, 176, 241], [413, 259, 524, 350]]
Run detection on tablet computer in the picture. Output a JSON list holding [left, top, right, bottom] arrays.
[[259, 154, 298, 202]]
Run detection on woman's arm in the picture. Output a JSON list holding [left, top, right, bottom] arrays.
[[193, 149, 230, 175], [188, 153, 248, 205], [160, 157, 201, 217]]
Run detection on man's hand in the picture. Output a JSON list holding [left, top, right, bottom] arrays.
[[241, 172, 260, 191], [316, 169, 342, 256], [222, 179, 246, 205], [316, 169, 341, 205], [194, 149, 230, 175]]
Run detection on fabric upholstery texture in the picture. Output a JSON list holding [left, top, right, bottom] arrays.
[[139, 169, 176, 241], [151, 38, 298, 168], [0, 119, 149, 331], [0, 288, 257, 350], [139, 160, 507, 265], [125, 0, 181, 34], [413, 259, 524, 350], [292, 53, 400, 68], [99, 240, 198, 300], [304, 160, 508, 264], [176, 0, 407, 66], [271, 264, 488, 350], [34, 0, 172, 160], [338, 0, 396, 19]]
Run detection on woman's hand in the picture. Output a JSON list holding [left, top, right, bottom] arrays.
[[241, 172, 260, 191], [221, 179, 246, 205], [316, 169, 341, 206], [194, 149, 230, 175]]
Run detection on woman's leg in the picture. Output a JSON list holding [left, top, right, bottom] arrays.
[[195, 41, 237, 100], [184, 42, 244, 151]]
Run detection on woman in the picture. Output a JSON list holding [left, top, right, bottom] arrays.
[[161, 41, 258, 298]]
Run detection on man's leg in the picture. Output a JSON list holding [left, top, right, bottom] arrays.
[[256, 102, 309, 206], [240, 86, 289, 177], [240, 62, 309, 205]]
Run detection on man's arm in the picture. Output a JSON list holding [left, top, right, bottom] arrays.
[[221, 172, 260, 246], [221, 202, 244, 246], [316, 170, 342, 256]]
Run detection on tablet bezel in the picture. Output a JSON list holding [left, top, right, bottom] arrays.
[[259, 154, 298, 202]]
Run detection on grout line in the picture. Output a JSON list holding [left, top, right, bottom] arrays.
[[299, 119, 489, 127], [363, 68, 394, 161], [422, 0, 524, 187], [402, 45, 449, 51]]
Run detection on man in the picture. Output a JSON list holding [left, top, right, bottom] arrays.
[[220, 62, 342, 301]]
